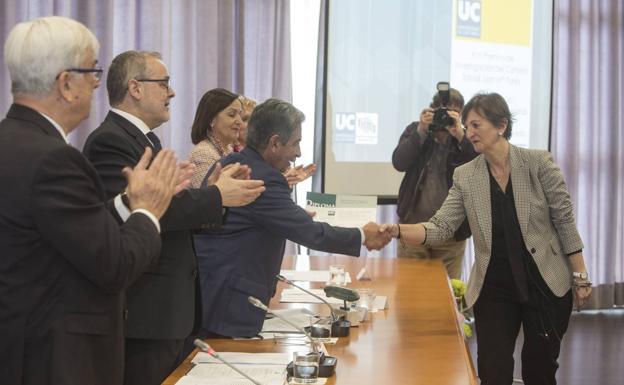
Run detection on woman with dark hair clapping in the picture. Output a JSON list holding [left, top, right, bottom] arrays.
[[189, 88, 242, 188]]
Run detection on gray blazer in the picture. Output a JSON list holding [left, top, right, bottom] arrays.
[[423, 144, 583, 308]]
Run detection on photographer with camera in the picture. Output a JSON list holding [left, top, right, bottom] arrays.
[[392, 83, 477, 278]]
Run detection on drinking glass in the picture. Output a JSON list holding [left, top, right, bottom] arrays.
[[356, 288, 377, 310], [292, 351, 320, 384], [328, 264, 346, 286]]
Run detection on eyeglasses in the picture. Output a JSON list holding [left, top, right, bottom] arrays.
[[56, 67, 104, 81], [135, 78, 171, 90]]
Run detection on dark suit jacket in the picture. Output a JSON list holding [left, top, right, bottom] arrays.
[[0, 104, 161, 385], [194, 147, 362, 338], [83, 111, 223, 340]]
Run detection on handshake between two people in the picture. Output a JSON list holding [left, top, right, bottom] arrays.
[[362, 222, 402, 251], [123, 148, 266, 219]]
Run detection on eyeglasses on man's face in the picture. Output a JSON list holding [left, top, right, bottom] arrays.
[[135, 77, 171, 90], [55, 67, 104, 81]]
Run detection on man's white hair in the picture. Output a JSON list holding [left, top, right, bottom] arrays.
[[4, 16, 100, 98]]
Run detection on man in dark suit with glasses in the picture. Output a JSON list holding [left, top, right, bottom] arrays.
[[83, 50, 266, 385]]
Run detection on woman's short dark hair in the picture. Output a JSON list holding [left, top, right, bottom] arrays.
[[461, 92, 514, 139], [246, 98, 305, 151], [190, 88, 239, 145]]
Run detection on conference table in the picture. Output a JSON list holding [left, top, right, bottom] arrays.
[[164, 255, 478, 385]]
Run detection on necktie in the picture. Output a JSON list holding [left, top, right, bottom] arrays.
[[146, 131, 162, 153]]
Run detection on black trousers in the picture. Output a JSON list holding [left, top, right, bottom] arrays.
[[123, 337, 184, 385], [473, 275, 573, 385]]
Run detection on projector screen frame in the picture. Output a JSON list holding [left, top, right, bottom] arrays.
[[319, 0, 554, 205]]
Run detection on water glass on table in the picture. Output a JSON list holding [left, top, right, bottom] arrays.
[[292, 351, 320, 384], [356, 288, 377, 310], [328, 264, 346, 286]]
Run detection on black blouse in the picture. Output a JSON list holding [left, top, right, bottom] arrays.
[[486, 167, 530, 302]]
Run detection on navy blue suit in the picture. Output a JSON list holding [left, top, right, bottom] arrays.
[[194, 147, 362, 337]]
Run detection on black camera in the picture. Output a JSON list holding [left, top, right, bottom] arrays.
[[429, 81, 455, 132]]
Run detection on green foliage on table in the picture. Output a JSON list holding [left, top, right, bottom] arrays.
[[451, 279, 473, 338]]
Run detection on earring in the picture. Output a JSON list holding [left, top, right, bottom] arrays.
[[498, 132, 503, 136]]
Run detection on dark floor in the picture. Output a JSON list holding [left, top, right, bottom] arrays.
[[466, 309, 624, 384]]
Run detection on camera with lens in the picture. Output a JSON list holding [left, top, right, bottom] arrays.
[[429, 81, 455, 132]]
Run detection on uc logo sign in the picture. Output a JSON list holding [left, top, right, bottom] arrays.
[[458, 0, 481, 23], [335, 113, 356, 131], [456, 0, 481, 38]]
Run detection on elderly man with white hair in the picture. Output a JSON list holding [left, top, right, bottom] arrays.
[[0, 16, 187, 385]]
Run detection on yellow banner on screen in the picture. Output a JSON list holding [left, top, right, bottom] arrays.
[[454, 0, 533, 46]]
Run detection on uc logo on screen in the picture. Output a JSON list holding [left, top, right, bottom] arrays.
[[335, 113, 356, 131], [457, 0, 481, 38]]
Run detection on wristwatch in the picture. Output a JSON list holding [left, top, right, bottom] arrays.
[[572, 271, 589, 280]]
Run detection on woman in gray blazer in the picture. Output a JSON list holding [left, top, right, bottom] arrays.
[[383, 93, 591, 385]]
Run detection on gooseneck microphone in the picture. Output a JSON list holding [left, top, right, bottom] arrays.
[[276, 274, 352, 337], [247, 296, 338, 378], [247, 296, 318, 353], [276, 274, 337, 320], [324, 285, 361, 310], [193, 339, 263, 385]]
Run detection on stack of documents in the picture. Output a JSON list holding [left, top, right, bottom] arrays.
[[176, 352, 289, 385], [259, 308, 312, 340]]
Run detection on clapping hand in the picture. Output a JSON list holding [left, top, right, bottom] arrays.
[[284, 163, 316, 188], [123, 147, 183, 219], [206, 162, 253, 186], [176, 161, 195, 193], [211, 162, 265, 207]]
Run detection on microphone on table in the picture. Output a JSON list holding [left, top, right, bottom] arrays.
[[247, 296, 337, 378], [324, 285, 365, 326], [247, 296, 318, 353], [324, 285, 360, 310], [276, 274, 351, 337], [193, 339, 263, 385]]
